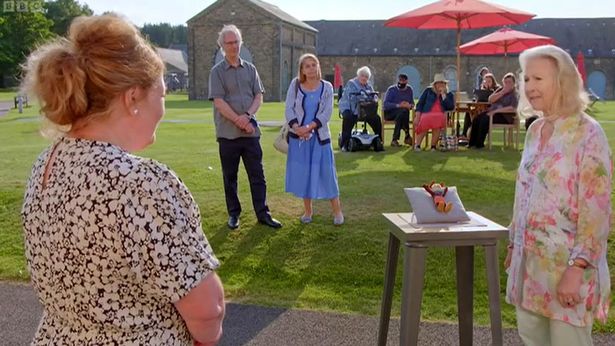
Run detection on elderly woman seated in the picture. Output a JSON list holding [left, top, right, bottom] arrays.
[[468, 72, 519, 149], [413, 73, 455, 151], [338, 66, 383, 152], [460, 73, 499, 141]]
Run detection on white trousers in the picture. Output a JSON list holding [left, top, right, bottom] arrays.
[[516, 307, 593, 346]]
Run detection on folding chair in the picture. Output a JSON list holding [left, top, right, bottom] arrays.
[[487, 112, 520, 150], [381, 92, 416, 146], [380, 95, 397, 145]]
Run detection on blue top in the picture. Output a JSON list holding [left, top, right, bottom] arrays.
[[285, 78, 334, 144], [338, 78, 377, 116], [285, 82, 340, 200], [383, 85, 414, 111], [301, 83, 322, 122], [488, 87, 519, 112], [415, 87, 455, 113]]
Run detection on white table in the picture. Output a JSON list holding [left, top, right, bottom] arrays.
[[377, 212, 508, 346]]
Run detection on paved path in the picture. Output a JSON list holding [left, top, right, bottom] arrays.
[[2, 282, 615, 345], [0, 102, 11, 117]]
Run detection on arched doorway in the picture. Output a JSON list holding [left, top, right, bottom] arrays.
[[587, 70, 606, 99], [396, 65, 422, 95], [443, 66, 458, 92], [214, 45, 254, 65]]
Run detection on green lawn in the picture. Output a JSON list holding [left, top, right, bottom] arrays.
[[1, 91, 614, 332]]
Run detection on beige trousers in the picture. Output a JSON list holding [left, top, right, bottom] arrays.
[[516, 307, 593, 346]]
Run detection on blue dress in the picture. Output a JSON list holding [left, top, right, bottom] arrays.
[[286, 83, 340, 199]]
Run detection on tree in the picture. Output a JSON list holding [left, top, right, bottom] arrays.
[[142, 23, 173, 47], [141, 23, 187, 48], [44, 0, 93, 36], [0, 3, 54, 87], [173, 25, 187, 46]]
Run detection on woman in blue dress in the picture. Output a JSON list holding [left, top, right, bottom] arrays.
[[284, 53, 344, 225]]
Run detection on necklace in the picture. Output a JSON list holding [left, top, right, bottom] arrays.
[[302, 79, 320, 91]]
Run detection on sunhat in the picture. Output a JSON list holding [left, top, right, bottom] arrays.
[[431, 73, 448, 86]]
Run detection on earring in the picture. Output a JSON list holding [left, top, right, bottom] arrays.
[[133, 109, 139, 115]]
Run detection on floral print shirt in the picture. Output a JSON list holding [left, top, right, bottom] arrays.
[[22, 137, 219, 345], [506, 113, 612, 327]]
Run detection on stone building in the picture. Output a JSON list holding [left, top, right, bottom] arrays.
[[308, 19, 615, 100], [189, 0, 615, 100], [156, 47, 188, 91], [187, 0, 317, 101]]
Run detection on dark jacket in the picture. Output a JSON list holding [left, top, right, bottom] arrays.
[[415, 87, 455, 113], [383, 85, 414, 111]]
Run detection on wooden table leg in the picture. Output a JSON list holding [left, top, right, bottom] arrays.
[[484, 243, 503, 346], [456, 246, 474, 346], [378, 233, 400, 346], [400, 243, 427, 346]]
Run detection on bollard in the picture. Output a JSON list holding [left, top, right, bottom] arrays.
[[17, 95, 23, 114]]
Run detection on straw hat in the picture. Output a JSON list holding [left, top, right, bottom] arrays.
[[431, 73, 448, 87]]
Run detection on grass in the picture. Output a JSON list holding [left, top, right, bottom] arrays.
[[1, 91, 614, 332]]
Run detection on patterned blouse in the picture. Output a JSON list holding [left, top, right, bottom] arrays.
[[22, 137, 220, 345], [506, 113, 612, 327]]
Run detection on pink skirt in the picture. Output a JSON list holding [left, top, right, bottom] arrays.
[[415, 112, 446, 135]]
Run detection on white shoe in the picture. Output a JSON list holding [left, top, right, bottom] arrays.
[[414, 146, 421, 152], [333, 214, 344, 226], [300, 215, 313, 224]]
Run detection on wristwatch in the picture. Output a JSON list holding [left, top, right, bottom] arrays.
[[568, 258, 588, 269]]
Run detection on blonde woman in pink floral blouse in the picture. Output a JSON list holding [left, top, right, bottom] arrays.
[[505, 45, 612, 346]]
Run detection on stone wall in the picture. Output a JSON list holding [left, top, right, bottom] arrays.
[[188, 0, 316, 101], [188, 1, 615, 100], [319, 55, 615, 100]]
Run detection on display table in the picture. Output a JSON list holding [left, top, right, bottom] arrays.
[[455, 101, 490, 137], [377, 211, 508, 346]]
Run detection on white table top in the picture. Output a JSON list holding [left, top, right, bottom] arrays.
[[382, 211, 509, 243]]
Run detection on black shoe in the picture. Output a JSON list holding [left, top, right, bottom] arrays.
[[227, 215, 240, 229], [258, 214, 282, 229], [404, 135, 412, 146]]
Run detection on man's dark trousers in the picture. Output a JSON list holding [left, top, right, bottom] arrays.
[[218, 137, 270, 219], [384, 108, 410, 141]]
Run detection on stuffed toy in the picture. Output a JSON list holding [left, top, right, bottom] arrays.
[[423, 181, 453, 213]]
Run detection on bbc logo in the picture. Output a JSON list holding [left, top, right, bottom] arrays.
[[3, 1, 43, 13]]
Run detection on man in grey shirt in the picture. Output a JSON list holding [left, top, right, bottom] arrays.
[[208, 24, 282, 230]]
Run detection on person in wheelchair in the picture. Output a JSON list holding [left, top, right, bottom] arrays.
[[338, 66, 383, 152]]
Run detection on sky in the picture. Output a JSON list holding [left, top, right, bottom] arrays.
[[82, 0, 615, 26]]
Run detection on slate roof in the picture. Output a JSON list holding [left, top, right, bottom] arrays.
[[249, 0, 317, 32], [156, 48, 188, 73], [168, 43, 187, 54], [188, 0, 317, 32], [305, 18, 615, 58]]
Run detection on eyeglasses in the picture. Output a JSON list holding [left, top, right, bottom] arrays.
[[224, 40, 240, 46]]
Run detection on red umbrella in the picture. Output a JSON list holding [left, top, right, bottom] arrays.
[[576, 51, 587, 86], [334, 64, 343, 89], [385, 0, 535, 92], [460, 27, 555, 69]]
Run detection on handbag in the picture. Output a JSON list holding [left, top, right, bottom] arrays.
[[274, 78, 300, 154], [273, 123, 290, 154]]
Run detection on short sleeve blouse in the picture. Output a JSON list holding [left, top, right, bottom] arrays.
[[21, 137, 219, 345]]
